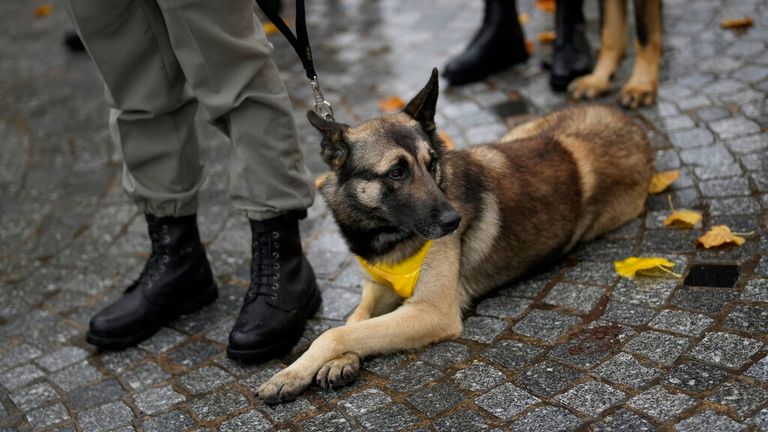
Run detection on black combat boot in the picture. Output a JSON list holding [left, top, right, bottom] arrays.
[[227, 212, 322, 361], [86, 214, 217, 349], [549, 0, 592, 91], [443, 0, 529, 86]]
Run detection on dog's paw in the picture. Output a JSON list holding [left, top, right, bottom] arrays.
[[619, 81, 657, 109], [257, 368, 312, 404], [568, 74, 610, 100], [316, 353, 360, 391]]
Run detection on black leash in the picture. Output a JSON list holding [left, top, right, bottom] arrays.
[[256, 0, 334, 120]]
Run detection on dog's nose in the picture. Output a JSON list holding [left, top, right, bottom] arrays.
[[438, 208, 462, 232]]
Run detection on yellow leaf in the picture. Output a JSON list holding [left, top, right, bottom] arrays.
[[615, 257, 679, 279], [536, 0, 556, 12], [525, 39, 535, 55], [664, 209, 702, 229], [537, 31, 556, 43], [649, 170, 680, 194], [438, 130, 455, 151], [697, 225, 746, 248], [518, 13, 530, 25], [720, 16, 753, 29], [35, 4, 53, 17], [263, 21, 279, 35], [378, 96, 405, 113]]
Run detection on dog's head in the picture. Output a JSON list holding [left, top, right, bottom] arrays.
[[308, 68, 461, 240]]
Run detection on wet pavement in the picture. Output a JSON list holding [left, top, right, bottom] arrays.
[[1, 0, 767, 430]]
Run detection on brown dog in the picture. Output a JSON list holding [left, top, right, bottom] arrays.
[[258, 69, 653, 403], [569, 0, 663, 108]]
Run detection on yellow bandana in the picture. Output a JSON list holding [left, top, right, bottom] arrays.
[[357, 241, 432, 298]]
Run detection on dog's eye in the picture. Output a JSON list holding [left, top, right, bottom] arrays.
[[388, 167, 405, 179]]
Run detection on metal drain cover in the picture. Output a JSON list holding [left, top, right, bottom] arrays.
[[684, 264, 740, 288]]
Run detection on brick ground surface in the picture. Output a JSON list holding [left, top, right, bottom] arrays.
[[1, 0, 767, 430]]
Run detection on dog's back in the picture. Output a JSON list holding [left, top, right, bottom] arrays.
[[445, 105, 653, 300]]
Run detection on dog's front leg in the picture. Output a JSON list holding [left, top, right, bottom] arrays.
[[316, 280, 401, 390]]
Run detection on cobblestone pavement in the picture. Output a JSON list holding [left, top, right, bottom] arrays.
[[1, 0, 767, 430]]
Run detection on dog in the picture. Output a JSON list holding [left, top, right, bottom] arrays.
[[569, 0, 662, 109], [257, 69, 653, 403]]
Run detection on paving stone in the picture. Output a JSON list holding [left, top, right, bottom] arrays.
[[475, 383, 539, 420], [594, 353, 661, 388], [669, 127, 714, 149], [133, 385, 185, 415], [707, 381, 768, 419], [613, 278, 677, 307], [50, 361, 102, 392], [98, 348, 146, 373], [710, 116, 761, 139], [555, 380, 626, 417], [452, 362, 506, 392], [406, 382, 463, 417], [549, 322, 630, 369], [77, 401, 134, 432], [143, 410, 196, 432], [363, 352, 406, 376], [690, 332, 763, 369], [189, 388, 248, 420], [10, 382, 59, 411], [167, 341, 220, 367], [512, 309, 579, 342], [498, 278, 548, 298], [359, 403, 419, 431], [338, 387, 391, 417], [419, 341, 470, 367], [137, 327, 186, 354], [509, 405, 581, 432], [35, 346, 89, 372], [432, 409, 489, 432], [627, 386, 697, 422], [481, 340, 543, 370], [723, 304, 768, 334], [178, 366, 233, 395], [700, 177, 752, 197], [69, 379, 125, 411], [603, 300, 656, 325], [0, 364, 45, 391], [750, 408, 768, 431], [746, 356, 768, 382], [649, 309, 715, 336], [122, 362, 170, 391], [219, 410, 272, 432], [461, 316, 508, 343], [262, 397, 315, 422], [26, 402, 69, 428], [563, 261, 617, 285], [674, 410, 744, 432], [666, 361, 730, 392], [543, 283, 604, 313], [591, 409, 656, 432], [386, 361, 442, 393], [0, 344, 42, 371], [672, 288, 738, 315], [623, 331, 690, 365], [475, 295, 531, 318]]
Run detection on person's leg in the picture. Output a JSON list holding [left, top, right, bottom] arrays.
[[66, 0, 216, 348], [549, 0, 593, 91], [157, 0, 320, 361]]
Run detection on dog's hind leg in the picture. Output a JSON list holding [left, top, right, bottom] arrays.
[[569, 0, 628, 99], [620, 0, 662, 108], [316, 281, 401, 390]]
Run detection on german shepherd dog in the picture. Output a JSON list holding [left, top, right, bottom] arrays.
[[257, 69, 653, 403], [569, 0, 662, 109]]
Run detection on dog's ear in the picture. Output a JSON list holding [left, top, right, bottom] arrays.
[[307, 111, 350, 170], [403, 68, 439, 134]]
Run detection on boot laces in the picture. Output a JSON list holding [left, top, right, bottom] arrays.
[[245, 230, 281, 303], [126, 224, 174, 292]]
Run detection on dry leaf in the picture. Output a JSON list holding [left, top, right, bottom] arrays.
[[614, 257, 679, 279], [378, 96, 405, 113], [664, 209, 702, 229], [720, 16, 753, 29], [649, 170, 680, 194], [536, 0, 556, 12], [537, 31, 556, 43], [697, 225, 746, 248], [263, 21, 279, 35], [314, 172, 329, 189], [438, 130, 455, 150], [525, 39, 535, 55], [518, 13, 530, 25], [35, 4, 53, 17]]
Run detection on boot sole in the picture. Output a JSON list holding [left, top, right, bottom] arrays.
[[85, 282, 219, 350], [226, 286, 322, 362]]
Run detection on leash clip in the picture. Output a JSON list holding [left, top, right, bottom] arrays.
[[310, 76, 334, 121]]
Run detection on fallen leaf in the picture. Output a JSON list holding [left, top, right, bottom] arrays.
[[34, 4, 53, 17], [697, 225, 746, 248], [438, 130, 455, 150], [720, 16, 753, 29], [649, 170, 680, 194], [614, 257, 679, 279], [536, 0, 556, 12], [378, 96, 405, 113], [537, 31, 556, 43], [518, 13, 530, 25], [314, 172, 329, 189], [664, 209, 702, 229], [525, 39, 535, 55], [263, 21, 279, 35]]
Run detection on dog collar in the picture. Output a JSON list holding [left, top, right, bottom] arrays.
[[357, 241, 432, 299]]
